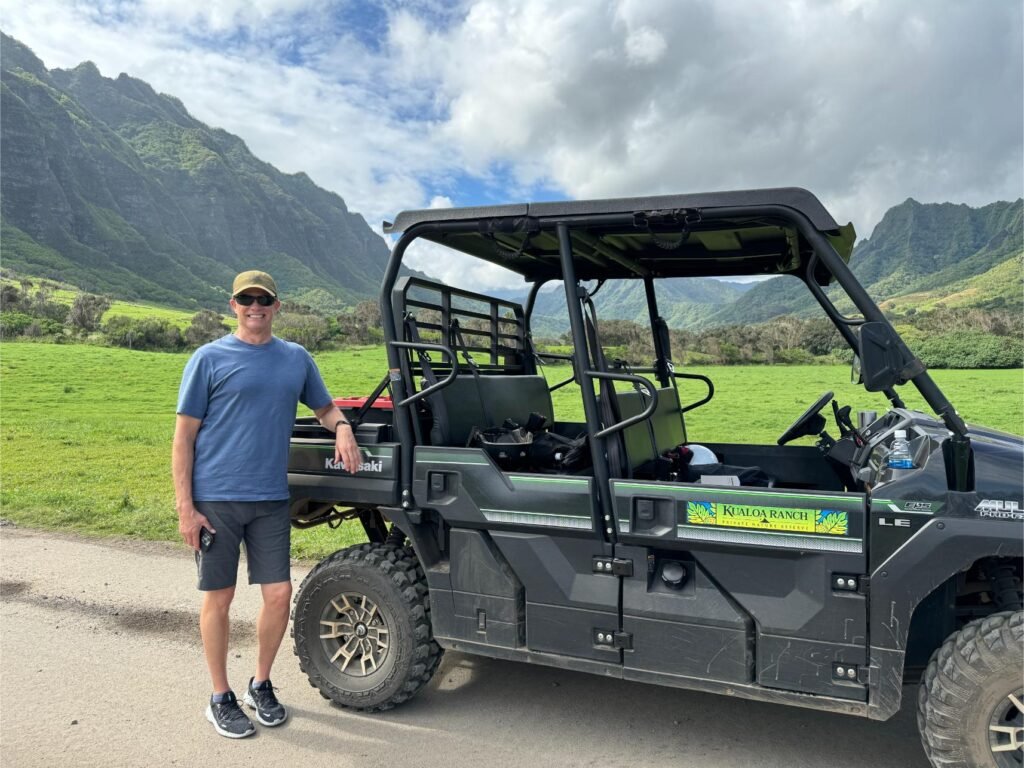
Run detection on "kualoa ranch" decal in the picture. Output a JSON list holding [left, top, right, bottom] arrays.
[[686, 501, 849, 536]]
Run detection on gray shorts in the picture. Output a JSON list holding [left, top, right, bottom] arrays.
[[194, 500, 291, 591]]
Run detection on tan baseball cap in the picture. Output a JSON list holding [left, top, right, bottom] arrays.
[[232, 270, 278, 297]]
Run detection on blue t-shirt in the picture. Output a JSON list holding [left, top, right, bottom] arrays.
[[177, 334, 332, 501]]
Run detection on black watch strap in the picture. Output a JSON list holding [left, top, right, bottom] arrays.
[[334, 418, 352, 431]]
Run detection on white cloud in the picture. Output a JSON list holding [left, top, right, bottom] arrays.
[[624, 27, 667, 66], [404, 238, 524, 291], [1, 0, 1020, 292], [135, 0, 323, 31]]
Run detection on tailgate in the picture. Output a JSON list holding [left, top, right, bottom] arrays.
[[288, 419, 401, 508]]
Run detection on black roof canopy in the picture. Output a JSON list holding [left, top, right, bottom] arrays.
[[384, 187, 856, 284]]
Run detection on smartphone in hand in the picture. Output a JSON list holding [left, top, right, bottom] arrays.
[[199, 527, 215, 552]]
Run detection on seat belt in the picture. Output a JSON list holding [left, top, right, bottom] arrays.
[[583, 297, 629, 479], [348, 373, 391, 427], [404, 315, 445, 445], [450, 318, 496, 429], [654, 315, 688, 444]]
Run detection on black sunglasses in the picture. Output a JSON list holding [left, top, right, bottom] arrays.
[[233, 294, 276, 306]]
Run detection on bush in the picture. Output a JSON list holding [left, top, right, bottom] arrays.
[[185, 309, 229, 347], [67, 293, 112, 334], [275, 312, 331, 350], [0, 311, 35, 337], [775, 348, 816, 365], [26, 288, 69, 323], [103, 316, 184, 351], [916, 332, 1023, 369]]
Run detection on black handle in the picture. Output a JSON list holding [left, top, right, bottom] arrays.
[[389, 341, 460, 406], [585, 371, 659, 439]]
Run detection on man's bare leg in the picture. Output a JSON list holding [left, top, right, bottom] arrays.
[[255, 581, 292, 681], [200, 586, 235, 693]]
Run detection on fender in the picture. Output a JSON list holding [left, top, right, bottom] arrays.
[[866, 515, 1022, 719]]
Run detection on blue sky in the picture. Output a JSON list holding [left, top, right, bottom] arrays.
[[1, 0, 1021, 288]]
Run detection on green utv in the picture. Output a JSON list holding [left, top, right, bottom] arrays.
[[287, 189, 1022, 767]]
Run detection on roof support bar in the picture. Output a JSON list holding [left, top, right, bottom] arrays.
[[557, 223, 617, 542], [799, 263, 905, 409], [643, 277, 672, 388]]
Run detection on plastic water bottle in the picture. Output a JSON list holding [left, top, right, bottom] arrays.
[[887, 430, 915, 470]]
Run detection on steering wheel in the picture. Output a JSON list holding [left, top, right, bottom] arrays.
[[777, 391, 834, 446]]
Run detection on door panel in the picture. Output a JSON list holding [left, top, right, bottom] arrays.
[[616, 545, 754, 683], [612, 480, 868, 700], [413, 447, 616, 661], [491, 533, 618, 662]]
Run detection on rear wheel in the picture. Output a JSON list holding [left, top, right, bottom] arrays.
[[292, 543, 442, 711], [918, 610, 1023, 768]]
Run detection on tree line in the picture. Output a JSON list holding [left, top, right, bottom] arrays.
[[566, 309, 1023, 369], [0, 278, 384, 352], [1, 277, 1020, 368]]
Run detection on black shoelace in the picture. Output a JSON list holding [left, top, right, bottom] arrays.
[[214, 698, 250, 724]]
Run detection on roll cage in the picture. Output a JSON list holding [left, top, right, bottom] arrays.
[[379, 188, 973, 517]]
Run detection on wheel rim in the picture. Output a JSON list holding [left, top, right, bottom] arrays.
[[990, 690, 1024, 766], [318, 592, 391, 678]]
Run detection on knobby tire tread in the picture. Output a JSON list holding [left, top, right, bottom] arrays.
[[917, 610, 1023, 768], [292, 542, 443, 712]]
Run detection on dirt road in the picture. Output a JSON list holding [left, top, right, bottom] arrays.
[[0, 527, 930, 767]]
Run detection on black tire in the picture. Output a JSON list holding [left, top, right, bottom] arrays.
[[918, 610, 1023, 768], [292, 543, 442, 711]]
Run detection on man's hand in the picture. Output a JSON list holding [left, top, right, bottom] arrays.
[[335, 425, 361, 474], [178, 505, 215, 551]]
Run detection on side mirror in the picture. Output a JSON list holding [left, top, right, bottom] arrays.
[[858, 322, 911, 392]]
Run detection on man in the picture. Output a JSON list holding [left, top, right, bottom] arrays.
[[172, 270, 360, 739]]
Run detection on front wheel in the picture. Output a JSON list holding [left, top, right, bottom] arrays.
[[918, 610, 1023, 767], [292, 543, 442, 711]]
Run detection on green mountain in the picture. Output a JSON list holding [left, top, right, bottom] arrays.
[[523, 278, 753, 337], [695, 197, 1023, 328], [877, 252, 1024, 314], [0, 32, 402, 312]]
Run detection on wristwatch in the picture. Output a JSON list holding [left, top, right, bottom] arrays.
[[334, 418, 352, 432]]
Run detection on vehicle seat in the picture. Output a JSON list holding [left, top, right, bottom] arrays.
[[606, 386, 685, 474], [607, 386, 774, 487], [426, 374, 554, 446]]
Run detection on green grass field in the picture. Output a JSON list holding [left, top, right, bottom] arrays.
[[2, 342, 1021, 560], [3, 275, 219, 329]]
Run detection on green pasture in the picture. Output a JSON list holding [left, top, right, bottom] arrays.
[[1, 341, 1021, 561], [102, 299, 210, 329]]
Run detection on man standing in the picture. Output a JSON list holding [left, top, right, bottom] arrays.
[[172, 270, 360, 738]]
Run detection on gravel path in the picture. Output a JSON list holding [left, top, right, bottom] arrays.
[[0, 527, 930, 767]]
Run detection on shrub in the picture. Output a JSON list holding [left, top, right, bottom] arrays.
[[916, 332, 1023, 369], [67, 292, 112, 334], [0, 311, 35, 337], [275, 312, 331, 350], [775, 348, 817, 365], [103, 316, 184, 351], [185, 309, 229, 348]]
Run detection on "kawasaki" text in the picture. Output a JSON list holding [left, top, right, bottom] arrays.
[[325, 458, 383, 473]]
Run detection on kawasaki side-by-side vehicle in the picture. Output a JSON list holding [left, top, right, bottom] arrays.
[[287, 189, 1022, 767]]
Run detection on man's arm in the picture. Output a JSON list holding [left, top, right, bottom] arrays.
[[315, 403, 361, 474], [172, 413, 213, 550]]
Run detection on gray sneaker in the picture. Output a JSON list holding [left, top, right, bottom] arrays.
[[205, 691, 256, 739], [244, 677, 288, 726]]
